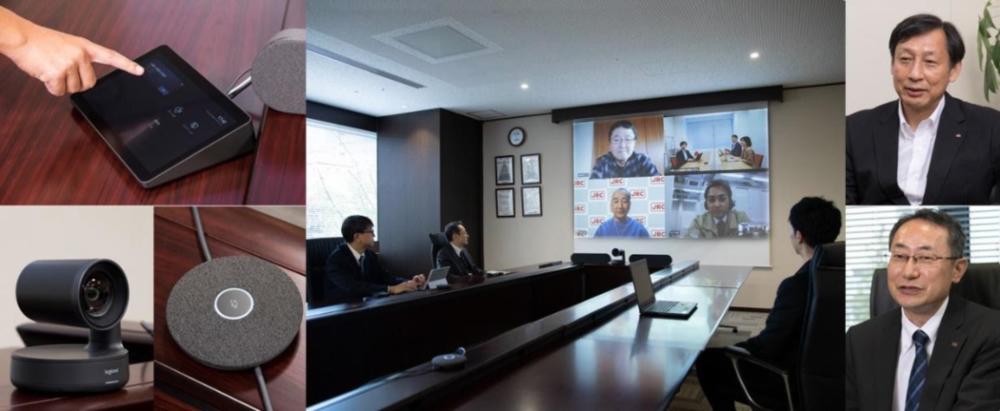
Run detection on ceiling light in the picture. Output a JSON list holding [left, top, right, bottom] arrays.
[[749, 51, 760, 60], [520, 83, 530, 90]]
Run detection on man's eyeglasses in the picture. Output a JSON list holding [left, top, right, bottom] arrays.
[[610, 137, 637, 145], [887, 253, 961, 266]]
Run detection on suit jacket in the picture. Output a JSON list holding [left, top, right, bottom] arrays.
[[436, 245, 484, 283], [846, 94, 1000, 205], [325, 243, 406, 304], [675, 149, 694, 162], [846, 296, 1000, 410], [737, 261, 809, 370], [730, 142, 742, 157]]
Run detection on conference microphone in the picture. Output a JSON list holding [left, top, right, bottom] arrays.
[[227, 28, 305, 114], [432, 347, 467, 371]]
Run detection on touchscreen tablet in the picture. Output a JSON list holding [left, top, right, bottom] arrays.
[[71, 45, 252, 187]]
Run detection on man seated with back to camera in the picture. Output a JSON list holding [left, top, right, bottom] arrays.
[[325, 215, 425, 304], [695, 196, 842, 411], [437, 221, 485, 286]]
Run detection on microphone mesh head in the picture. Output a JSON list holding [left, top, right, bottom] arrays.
[[252, 28, 306, 114], [166, 256, 302, 370]]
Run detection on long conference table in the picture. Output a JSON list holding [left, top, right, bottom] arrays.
[[307, 260, 750, 410]]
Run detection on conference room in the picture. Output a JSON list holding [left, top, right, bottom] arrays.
[[305, 1, 845, 410]]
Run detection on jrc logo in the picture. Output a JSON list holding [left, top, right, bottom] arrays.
[[634, 215, 647, 225], [104, 368, 119, 376], [589, 190, 606, 201], [574, 179, 586, 188], [574, 203, 586, 214], [589, 216, 604, 227], [651, 229, 666, 238], [650, 175, 665, 185], [630, 189, 646, 200], [575, 230, 588, 238], [608, 178, 625, 186], [649, 201, 665, 213]]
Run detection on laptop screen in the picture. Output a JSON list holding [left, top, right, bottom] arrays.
[[629, 259, 655, 306], [424, 267, 450, 289]]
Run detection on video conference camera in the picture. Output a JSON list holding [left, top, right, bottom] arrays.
[[11, 259, 130, 393]]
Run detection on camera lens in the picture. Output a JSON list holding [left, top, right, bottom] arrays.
[[81, 271, 113, 318]]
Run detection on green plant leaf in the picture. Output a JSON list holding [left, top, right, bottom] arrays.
[[986, 62, 997, 101], [979, 32, 986, 68]]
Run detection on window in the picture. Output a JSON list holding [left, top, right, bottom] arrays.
[[844, 206, 1000, 331], [306, 119, 377, 239]]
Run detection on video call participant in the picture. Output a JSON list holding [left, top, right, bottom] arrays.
[[589, 120, 659, 179], [594, 188, 649, 238], [325, 215, 426, 304], [0, 6, 144, 96], [675, 141, 695, 167], [696, 196, 842, 411], [847, 210, 1000, 410], [739, 136, 756, 167], [437, 221, 485, 286], [846, 14, 1000, 205], [726, 134, 743, 157], [687, 180, 750, 238]]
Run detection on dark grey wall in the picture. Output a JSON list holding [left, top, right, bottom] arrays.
[[376, 109, 483, 275]]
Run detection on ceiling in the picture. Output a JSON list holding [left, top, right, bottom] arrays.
[[307, 0, 844, 120]]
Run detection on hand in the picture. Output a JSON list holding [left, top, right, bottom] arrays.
[[388, 280, 418, 294], [0, 7, 143, 96], [412, 274, 427, 287]]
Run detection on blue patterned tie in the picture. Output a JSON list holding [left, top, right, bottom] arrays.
[[905, 330, 930, 411]]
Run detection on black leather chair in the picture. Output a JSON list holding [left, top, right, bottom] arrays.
[[570, 253, 611, 265], [725, 241, 845, 411], [628, 253, 672, 269], [306, 237, 344, 308], [870, 262, 1000, 317], [429, 232, 448, 269]]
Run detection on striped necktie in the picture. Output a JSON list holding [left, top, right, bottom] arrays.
[[905, 330, 930, 411]]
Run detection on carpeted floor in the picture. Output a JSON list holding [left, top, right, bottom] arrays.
[[667, 310, 768, 411]]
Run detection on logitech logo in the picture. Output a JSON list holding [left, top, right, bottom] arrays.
[[104, 368, 120, 376]]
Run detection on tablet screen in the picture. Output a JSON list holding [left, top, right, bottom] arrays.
[[71, 45, 250, 182]]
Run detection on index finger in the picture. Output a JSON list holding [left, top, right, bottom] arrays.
[[86, 42, 144, 76]]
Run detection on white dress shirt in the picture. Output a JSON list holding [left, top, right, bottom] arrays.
[[897, 98, 945, 205], [348, 244, 363, 266], [451, 243, 464, 258], [892, 297, 948, 411]]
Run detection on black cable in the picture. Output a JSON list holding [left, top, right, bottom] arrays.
[[191, 207, 212, 261], [254, 366, 274, 411]]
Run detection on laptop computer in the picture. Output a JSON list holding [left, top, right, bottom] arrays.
[[629, 259, 697, 319], [421, 267, 450, 290]]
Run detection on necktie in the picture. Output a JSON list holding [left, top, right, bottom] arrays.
[[905, 330, 930, 411], [358, 254, 366, 274], [716, 221, 727, 237]]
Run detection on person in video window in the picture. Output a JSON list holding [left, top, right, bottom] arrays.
[[594, 188, 649, 238], [589, 120, 659, 179], [687, 180, 750, 239]]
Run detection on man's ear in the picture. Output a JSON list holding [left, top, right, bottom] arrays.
[[951, 257, 968, 283]]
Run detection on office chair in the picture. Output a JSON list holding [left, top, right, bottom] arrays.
[[870, 263, 1000, 317], [628, 254, 672, 269], [429, 232, 449, 269], [570, 253, 611, 265], [306, 237, 345, 307], [724, 241, 845, 411], [753, 153, 764, 169]]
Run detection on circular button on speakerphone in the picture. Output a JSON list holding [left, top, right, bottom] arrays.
[[214, 288, 254, 320]]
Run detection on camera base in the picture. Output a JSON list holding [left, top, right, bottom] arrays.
[[10, 344, 129, 393]]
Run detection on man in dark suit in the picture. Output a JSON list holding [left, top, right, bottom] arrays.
[[728, 134, 742, 157], [675, 141, 695, 166], [695, 197, 842, 410], [325, 215, 425, 304], [846, 209, 1000, 410], [436, 221, 485, 285], [846, 14, 1000, 205]]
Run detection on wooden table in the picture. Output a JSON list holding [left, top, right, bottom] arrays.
[[0, 0, 304, 204], [154, 207, 305, 410], [311, 264, 749, 410], [0, 347, 154, 410]]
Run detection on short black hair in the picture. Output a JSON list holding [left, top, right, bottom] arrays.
[[740, 136, 752, 147], [788, 197, 842, 248], [608, 120, 638, 140], [444, 220, 465, 242], [889, 14, 964, 66], [341, 215, 373, 242], [889, 209, 966, 258], [731, 134, 738, 140], [679, 141, 688, 147], [704, 180, 733, 200]]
